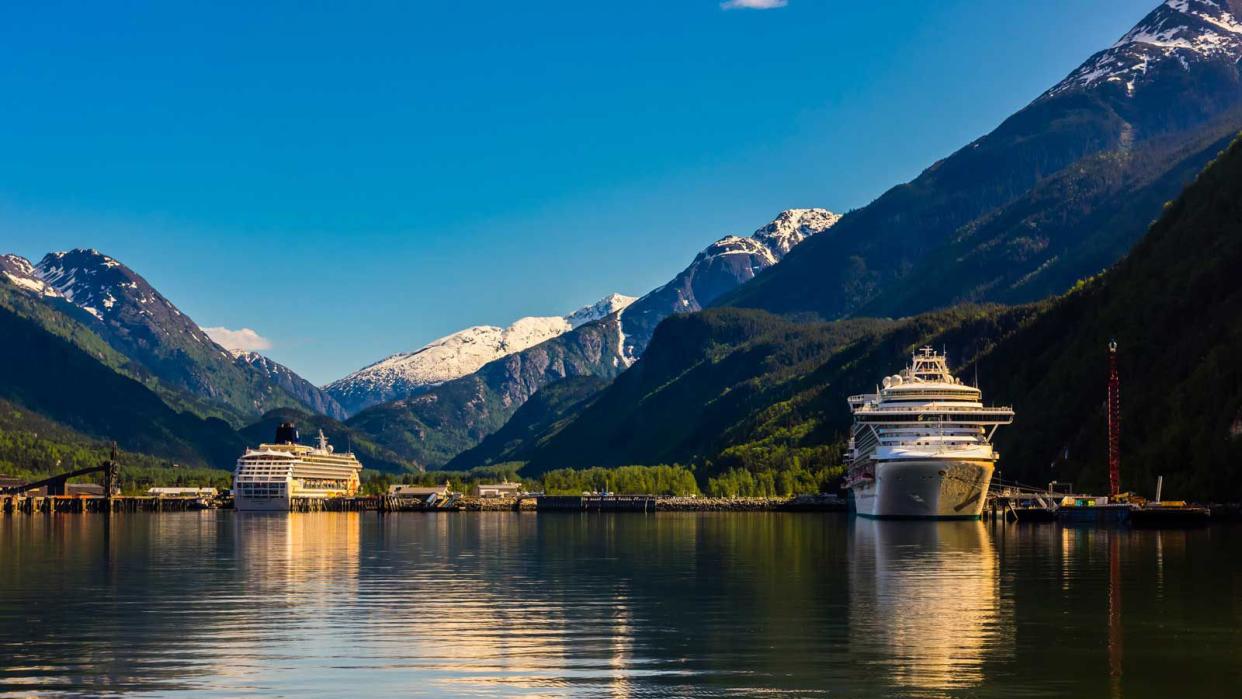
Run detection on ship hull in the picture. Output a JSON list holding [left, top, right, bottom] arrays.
[[233, 493, 292, 512], [852, 459, 994, 519]]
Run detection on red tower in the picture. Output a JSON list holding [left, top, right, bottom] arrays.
[[1107, 340, 1121, 497]]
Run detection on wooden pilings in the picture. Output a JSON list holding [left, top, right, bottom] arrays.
[[1, 495, 210, 514]]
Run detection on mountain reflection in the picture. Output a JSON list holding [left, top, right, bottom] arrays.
[[849, 520, 1011, 694]]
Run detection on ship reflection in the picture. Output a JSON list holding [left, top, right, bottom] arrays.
[[233, 511, 362, 593], [849, 519, 1011, 693]]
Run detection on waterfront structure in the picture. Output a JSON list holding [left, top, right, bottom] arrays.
[[471, 482, 522, 498], [844, 347, 1014, 519], [386, 482, 458, 509], [233, 423, 362, 511], [148, 487, 218, 497], [387, 484, 451, 499]]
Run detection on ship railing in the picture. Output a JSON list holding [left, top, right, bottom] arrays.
[[855, 403, 1013, 411]]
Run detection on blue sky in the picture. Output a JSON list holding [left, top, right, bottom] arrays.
[[0, 0, 1157, 384]]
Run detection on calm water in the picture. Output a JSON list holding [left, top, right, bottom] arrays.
[[1, 513, 1239, 697]]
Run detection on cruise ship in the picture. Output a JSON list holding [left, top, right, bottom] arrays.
[[844, 348, 1014, 519], [233, 423, 363, 511]]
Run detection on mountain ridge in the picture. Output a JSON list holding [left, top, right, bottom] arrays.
[[325, 293, 637, 416], [1, 248, 343, 423], [716, 0, 1242, 321]]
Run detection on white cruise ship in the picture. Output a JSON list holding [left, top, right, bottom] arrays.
[[233, 423, 363, 511], [844, 348, 1014, 519]]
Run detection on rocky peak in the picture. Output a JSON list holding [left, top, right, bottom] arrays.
[[35, 248, 158, 322], [751, 208, 843, 257], [1046, 0, 1242, 98], [565, 293, 638, 328], [693, 208, 841, 269]]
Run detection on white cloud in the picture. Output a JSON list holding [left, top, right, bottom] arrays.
[[202, 326, 272, 352], [721, 0, 787, 9]]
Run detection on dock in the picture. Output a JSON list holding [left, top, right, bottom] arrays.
[[2, 494, 213, 514], [537, 495, 657, 512]]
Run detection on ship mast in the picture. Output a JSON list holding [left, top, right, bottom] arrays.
[[1107, 340, 1121, 497]]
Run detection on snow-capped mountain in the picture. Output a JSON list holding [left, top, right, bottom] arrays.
[[1047, 0, 1242, 98], [616, 208, 840, 363], [0, 248, 344, 421], [33, 249, 214, 339], [326, 293, 636, 415]]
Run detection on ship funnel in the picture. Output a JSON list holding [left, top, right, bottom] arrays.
[[275, 421, 299, 445]]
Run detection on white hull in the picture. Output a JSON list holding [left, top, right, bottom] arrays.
[[851, 459, 993, 519]]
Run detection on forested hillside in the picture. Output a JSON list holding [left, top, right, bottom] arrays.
[[445, 376, 608, 470], [0, 305, 243, 469], [978, 134, 1242, 499], [518, 307, 1035, 492], [508, 136, 1242, 500]]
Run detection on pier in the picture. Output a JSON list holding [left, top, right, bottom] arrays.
[[2, 494, 212, 514]]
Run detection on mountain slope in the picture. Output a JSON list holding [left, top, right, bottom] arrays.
[[0, 303, 243, 468], [516, 306, 1032, 477], [977, 131, 1242, 498], [2, 248, 341, 423], [345, 209, 838, 468], [616, 208, 839, 362], [346, 314, 629, 467], [444, 376, 609, 469], [231, 351, 346, 420], [514, 134, 1242, 500], [326, 293, 635, 416], [719, 0, 1242, 321]]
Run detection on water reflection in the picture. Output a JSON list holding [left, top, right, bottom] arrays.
[[849, 520, 1010, 694], [0, 513, 1240, 697]]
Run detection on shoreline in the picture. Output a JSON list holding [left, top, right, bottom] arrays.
[[5, 493, 1239, 519], [457, 494, 850, 512]]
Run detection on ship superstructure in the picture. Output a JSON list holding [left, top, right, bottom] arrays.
[[233, 423, 363, 511], [844, 348, 1014, 519]]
